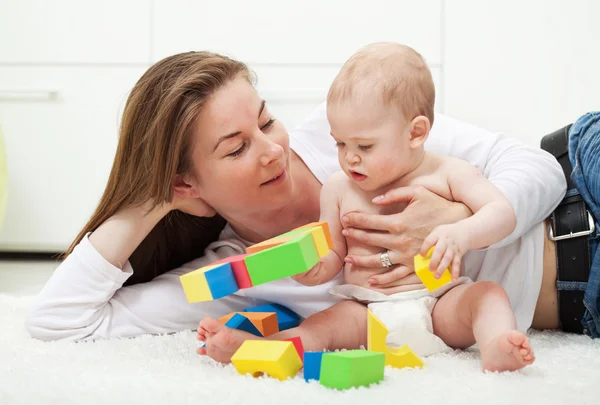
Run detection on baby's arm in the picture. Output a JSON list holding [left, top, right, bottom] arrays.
[[293, 172, 348, 286], [422, 159, 517, 279]]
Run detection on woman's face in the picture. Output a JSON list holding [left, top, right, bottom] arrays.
[[189, 76, 293, 218]]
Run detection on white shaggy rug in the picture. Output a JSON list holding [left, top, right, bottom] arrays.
[[1, 295, 600, 405]]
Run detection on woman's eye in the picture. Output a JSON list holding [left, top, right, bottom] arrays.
[[358, 144, 373, 151], [228, 143, 246, 157], [260, 118, 276, 131]]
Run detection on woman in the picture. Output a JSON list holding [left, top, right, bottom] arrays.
[[25, 51, 571, 342]]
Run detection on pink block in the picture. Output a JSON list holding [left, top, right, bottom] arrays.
[[214, 254, 253, 289], [284, 336, 304, 362]]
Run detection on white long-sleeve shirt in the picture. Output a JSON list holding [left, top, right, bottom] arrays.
[[25, 103, 567, 341]]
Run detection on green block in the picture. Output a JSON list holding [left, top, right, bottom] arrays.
[[244, 233, 319, 286], [320, 350, 385, 390]]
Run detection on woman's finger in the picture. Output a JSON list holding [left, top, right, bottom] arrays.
[[345, 250, 405, 269], [372, 186, 419, 206], [343, 228, 403, 251], [342, 211, 397, 232], [369, 265, 414, 286]]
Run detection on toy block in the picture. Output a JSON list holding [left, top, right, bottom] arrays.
[[414, 247, 452, 292], [244, 303, 301, 330], [367, 310, 424, 369], [246, 222, 332, 258], [224, 313, 262, 337], [219, 312, 279, 337], [291, 222, 334, 250], [320, 350, 385, 390], [303, 352, 325, 381], [244, 233, 319, 286], [231, 340, 303, 381], [213, 254, 253, 289], [284, 336, 304, 362], [179, 263, 239, 302]]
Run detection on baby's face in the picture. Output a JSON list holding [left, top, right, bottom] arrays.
[[327, 101, 414, 192]]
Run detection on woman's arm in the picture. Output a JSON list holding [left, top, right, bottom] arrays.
[[25, 231, 250, 341]]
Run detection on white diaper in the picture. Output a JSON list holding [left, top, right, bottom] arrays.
[[329, 277, 472, 358]]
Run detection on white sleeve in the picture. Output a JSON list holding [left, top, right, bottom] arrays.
[[25, 234, 252, 341], [426, 114, 567, 248]]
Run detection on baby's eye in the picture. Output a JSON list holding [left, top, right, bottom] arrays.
[[358, 144, 373, 151], [336, 142, 345, 148]]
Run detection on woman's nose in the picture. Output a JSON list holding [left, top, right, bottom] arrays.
[[258, 135, 284, 167]]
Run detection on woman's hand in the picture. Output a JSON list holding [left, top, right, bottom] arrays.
[[342, 185, 472, 272]]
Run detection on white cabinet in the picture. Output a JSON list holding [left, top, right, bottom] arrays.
[[0, 67, 147, 251], [0, 0, 150, 64], [443, 0, 600, 146]]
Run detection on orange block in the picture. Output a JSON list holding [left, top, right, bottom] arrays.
[[246, 222, 333, 255], [218, 312, 279, 337]]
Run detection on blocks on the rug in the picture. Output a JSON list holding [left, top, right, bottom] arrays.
[[367, 310, 424, 369], [244, 233, 319, 286], [219, 312, 279, 337], [243, 303, 301, 331], [303, 351, 325, 381], [223, 313, 262, 337], [283, 336, 304, 362], [179, 263, 239, 302], [319, 350, 385, 390], [231, 340, 303, 381], [414, 248, 452, 291]]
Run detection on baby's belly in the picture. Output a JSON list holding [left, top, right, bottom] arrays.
[[343, 243, 425, 295]]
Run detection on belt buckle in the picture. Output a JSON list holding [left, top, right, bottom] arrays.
[[548, 210, 596, 241]]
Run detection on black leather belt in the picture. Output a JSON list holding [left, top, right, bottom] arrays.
[[541, 125, 595, 334]]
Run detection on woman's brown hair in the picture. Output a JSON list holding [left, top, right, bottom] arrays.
[[64, 52, 253, 282]]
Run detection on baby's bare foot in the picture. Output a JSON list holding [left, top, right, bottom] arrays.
[[480, 330, 535, 372], [196, 317, 262, 363]]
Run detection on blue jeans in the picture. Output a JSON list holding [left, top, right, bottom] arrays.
[[568, 112, 600, 337]]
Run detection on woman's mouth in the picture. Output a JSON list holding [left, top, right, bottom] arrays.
[[261, 169, 287, 186], [350, 171, 367, 182]]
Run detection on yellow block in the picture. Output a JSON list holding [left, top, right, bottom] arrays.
[[292, 221, 334, 250], [367, 310, 424, 369], [246, 224, 331, 258], [231, 340, 303, 381], [414, 248, 452, 292], [179, 265, 217, 302]]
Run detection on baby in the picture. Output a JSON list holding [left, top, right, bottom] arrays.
[[197, 43, 535, 372]]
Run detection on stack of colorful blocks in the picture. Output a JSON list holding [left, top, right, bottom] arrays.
[[179, 222, 333, 303]]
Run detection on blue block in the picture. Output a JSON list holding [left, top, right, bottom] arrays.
[[303, 351, 325, 381], [243, 303, 301, 330], [225, 313, 263, 337], [205, 263, 239, 299]]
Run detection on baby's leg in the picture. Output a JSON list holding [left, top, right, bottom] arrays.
[[197, 300, 367, 363], [431, 281, 535, 372]]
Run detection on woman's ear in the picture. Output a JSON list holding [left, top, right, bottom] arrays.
[[408, 116, 431, 148], [172, 174, 217, 217]]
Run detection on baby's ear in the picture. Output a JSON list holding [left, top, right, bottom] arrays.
[[408, 116, 431, 148]]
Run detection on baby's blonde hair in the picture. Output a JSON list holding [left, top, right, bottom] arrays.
[[327, 42, 435, 124]]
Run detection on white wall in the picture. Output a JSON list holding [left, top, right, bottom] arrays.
[[0, 0, 597, 251]]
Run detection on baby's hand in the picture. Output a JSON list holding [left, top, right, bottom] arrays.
[[420, 224, 469, 281]]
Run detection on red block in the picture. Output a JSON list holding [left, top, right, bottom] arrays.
[[284, 336, 304, 362], [214, 254, 253, 289]]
